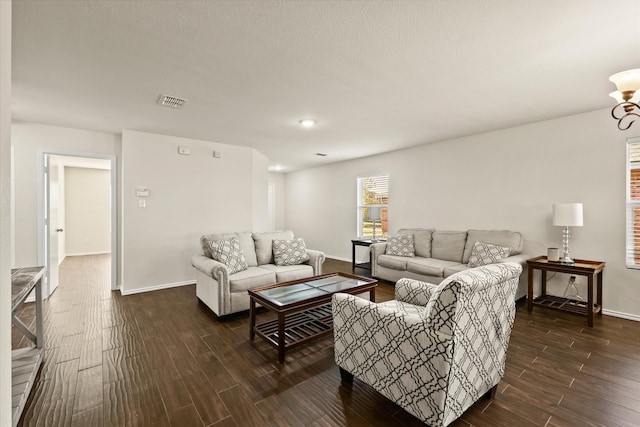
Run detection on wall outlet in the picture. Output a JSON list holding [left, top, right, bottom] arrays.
[[213, 150, 221, 158], [178, 146, 191, 155], [138, 199, 146, 208]]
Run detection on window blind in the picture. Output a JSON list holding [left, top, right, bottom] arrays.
[[627, 138, 640, 269], [357, 175, 389, 238]]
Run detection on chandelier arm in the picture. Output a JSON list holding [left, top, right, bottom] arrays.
[[617, 112, 640, 131], [611, 101, 640, 120]]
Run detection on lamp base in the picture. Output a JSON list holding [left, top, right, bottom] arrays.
[[560, 256, 575, 265]]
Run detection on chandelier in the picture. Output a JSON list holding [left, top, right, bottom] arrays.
[[609, 69, 640, 130]]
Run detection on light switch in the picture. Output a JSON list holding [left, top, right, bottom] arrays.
[[138, 199, 146, 208]]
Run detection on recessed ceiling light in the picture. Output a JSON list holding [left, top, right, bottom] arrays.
[[299, 119, 316, 127]]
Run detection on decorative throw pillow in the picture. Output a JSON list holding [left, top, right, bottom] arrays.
[[467, 241, 511, 267], [208, 238, 248, 274], [272, 238, 310, 266], [385, 235, 415, 257]]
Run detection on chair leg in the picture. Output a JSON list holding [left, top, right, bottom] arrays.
[[339, 367, 354, 384], [484, 384, 498, 400]]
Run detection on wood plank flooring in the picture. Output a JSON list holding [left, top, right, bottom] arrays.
[[11, 255, 640, 426]]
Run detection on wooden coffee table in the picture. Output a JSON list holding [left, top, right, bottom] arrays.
[[248, 272, 377, 363]]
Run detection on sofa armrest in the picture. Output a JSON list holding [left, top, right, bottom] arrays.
[[305, 249, 325, 275], [395, 278, 439, 306], [370, 242, 387, 277], [499, 254, 527, 266], [332, 292, 453, 414], [191, 254, 229, 283]]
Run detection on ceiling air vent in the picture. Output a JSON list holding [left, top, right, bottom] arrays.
[[158, 94, 187, 109]]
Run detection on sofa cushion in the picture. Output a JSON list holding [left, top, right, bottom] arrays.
[[398, 228, 434, 258], [443, 264, 468, 278], [228, 267, 276, 293], [377, 254, 409, 270], [208, 238, 248, 274], [260, 264, 314, 283], [273, 238, 310, 266], [252, 230, 295, 265], [431, 231, 467, 263], [201, 231, 258, 267], [385, 235, 415, 257], [467, 241, 511, 267], [406, 258, 462, 278], [462, 230, 524, 264]]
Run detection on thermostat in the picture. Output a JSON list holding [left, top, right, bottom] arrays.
[[135, 187, 150, 197]]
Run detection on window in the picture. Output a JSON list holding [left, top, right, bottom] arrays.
[[627, 138, 640, 269], [357, 175, 388, 239]]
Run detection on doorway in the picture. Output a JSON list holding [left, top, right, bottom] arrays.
[[38, 152, 117, 297]]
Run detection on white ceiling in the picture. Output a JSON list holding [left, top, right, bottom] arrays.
[[11, 0, 640, 172]]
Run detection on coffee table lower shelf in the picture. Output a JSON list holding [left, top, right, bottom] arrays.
[[532, 295, 601, 316], [254, 304, 333, 357]]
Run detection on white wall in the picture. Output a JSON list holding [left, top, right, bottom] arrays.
[[252, 151, 269, 232], [285, 108, 640, 319], [269, 172, 286, 230], [65, 167, 111, 256], [121, 130, 267, 294], [12, 123, 121, 270], [0, 1, 11, 423]]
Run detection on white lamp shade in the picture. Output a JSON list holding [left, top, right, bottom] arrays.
[[368, 207, 381, 220], [552, 203, 583, 227], [609, 69, 640, 93]]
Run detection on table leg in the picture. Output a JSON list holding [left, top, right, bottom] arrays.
[[369, 287, 376, 302], [351, 242, 356, 272], [278, 313, 285, 363], [587, 274, 594, 327], [597, 270, 603, 316], [249, 298, 256, 340], [541, 270, 547, 298], [527, 266, 534, 312], [35, 276, 44, 349]]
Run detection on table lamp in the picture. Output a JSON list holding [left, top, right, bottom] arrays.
[[552, 203, 583, 265], [368, 207, 381, 242]]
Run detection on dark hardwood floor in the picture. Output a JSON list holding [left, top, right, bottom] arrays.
[[11, 255, 640, 426]]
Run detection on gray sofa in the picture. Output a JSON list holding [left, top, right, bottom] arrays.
[[371, 228, 528, 299], [191, 230, 325, 317]]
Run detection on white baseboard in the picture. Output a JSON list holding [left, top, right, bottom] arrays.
[[601, 308, 640, 322], [120, 280, 193, 296], [327, 255, 352, 263], [58, 255, 66, 266], [66, 251, 111, 257]]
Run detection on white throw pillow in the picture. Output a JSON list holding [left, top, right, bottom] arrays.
[[208, 237, 248, 274], [272, 238, 310, 266], [385, 235, 415, 257], [467, 241, 511, 267]]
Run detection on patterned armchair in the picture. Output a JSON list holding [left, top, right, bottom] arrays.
[[332, 262, 522, 427]]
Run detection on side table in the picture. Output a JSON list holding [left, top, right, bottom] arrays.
[[351, 238, 385, 272], [527, 256, 605, 327]]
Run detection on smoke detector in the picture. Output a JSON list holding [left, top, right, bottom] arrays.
[[158, 94, 187, 109]]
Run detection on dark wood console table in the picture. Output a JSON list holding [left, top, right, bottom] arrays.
[[527, 256, 604, 327], [11, 266, 45, 427]]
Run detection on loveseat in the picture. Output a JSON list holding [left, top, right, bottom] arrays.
[[370, 228, 528, 299], [191, 230, 325, 317]]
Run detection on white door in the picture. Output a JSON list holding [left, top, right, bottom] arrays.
[[46, 155, 61, 296]]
